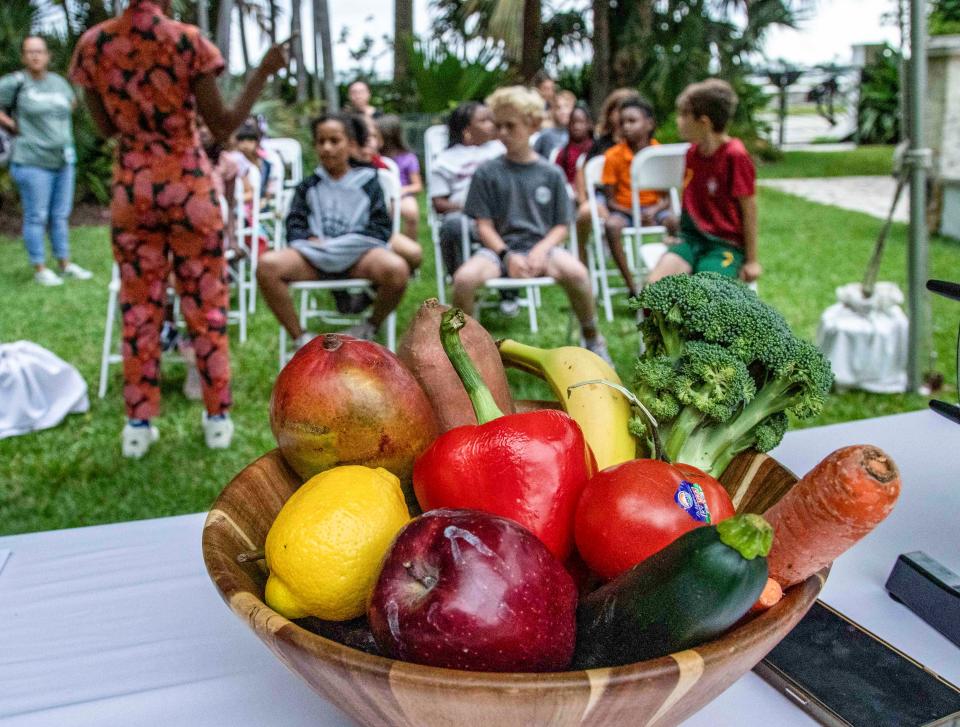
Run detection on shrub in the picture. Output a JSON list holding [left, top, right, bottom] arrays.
[[857, 44, 900, 145], [930, 0, 960, 35]]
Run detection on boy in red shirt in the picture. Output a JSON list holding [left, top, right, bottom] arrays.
[[648, 78, 760, 283]]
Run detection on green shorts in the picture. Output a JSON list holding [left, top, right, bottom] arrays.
[[671, 214, 744, 277]]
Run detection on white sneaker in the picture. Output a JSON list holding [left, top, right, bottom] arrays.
[[61, 262, 93, 280], [202, 412, 234, 449], [581, 335, 613, 365], [35, 268, 64, 286], [343, 321, 377, 341], [499, 298, 520, 317], [122, 422, 159, 459]]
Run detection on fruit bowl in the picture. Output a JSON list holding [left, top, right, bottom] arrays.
[[203, 447, 825, 727]]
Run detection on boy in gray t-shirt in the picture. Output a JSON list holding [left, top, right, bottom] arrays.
[[455, 86, 610, 362], [465, 154, 572, 254]]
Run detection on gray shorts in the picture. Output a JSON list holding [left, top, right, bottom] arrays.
[[608, 207, 673, 226], [473, 246, 560, 277], [290, 234, 386, 274]]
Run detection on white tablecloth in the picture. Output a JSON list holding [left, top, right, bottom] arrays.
[[1, 410, 958, 726]]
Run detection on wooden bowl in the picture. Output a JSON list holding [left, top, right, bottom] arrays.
[[203, 448, 824, 727]]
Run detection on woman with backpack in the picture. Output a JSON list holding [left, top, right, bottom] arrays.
[[0, 36, 92, 286]]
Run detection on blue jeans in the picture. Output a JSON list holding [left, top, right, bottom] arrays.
[[9, 162, 75, 266]]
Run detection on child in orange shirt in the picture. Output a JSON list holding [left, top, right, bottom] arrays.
[[600, 97, 675, 297]]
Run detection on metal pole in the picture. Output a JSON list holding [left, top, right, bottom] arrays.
[[906, 0, 932, 391], [778, 85, 787, 147]]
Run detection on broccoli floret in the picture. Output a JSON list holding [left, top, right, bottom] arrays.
[[628, 273, 834, 476], [671, 341, 756, 421]]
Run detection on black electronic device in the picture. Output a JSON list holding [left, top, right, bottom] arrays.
[[927, 279, 960, 426], [753, 600, 960, 727], [886, 551, 960, 648]]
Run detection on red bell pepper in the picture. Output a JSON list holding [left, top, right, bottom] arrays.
[[413, 309, 594, 561]]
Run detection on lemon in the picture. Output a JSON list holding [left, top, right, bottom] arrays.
[[264, 465, 410, 621]]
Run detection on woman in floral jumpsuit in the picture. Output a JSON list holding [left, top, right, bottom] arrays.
[[70, 0, 288, 457]]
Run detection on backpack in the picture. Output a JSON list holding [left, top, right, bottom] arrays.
[[0, 72, 26, 168]]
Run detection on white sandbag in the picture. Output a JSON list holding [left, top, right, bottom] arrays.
[[816, 282, 909, 394], [0, 341, 89, 439]]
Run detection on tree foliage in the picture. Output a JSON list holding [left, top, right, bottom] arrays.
[[429, 0, 588, 74], [930, 0, 960, 35], [856, 43, 900, 145], [606, 0, 799, 123], [404, 37, 509, 112]]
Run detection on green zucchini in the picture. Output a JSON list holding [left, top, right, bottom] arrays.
[[572, 514, 772, 669]]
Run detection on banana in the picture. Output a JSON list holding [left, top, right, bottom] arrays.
[[498, 339, 636, 470]]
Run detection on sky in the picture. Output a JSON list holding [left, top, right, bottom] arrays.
[[247, 0, 905, 80]]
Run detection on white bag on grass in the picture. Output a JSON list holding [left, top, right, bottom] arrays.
[[0, 341, 89, 439], [816, 282, 909, 394]]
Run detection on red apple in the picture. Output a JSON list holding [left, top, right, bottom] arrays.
[[367, 509, 577, 672], [269, 333, 438, 497]]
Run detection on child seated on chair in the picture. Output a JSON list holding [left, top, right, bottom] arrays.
[[377, 114, 422, 241], [453, 86, 610, 362], [533, 89, 575, 159], [647, 79, 759, 284], [429, 101, 504, 276], [352, 116, 422, 278], [554, 102, 594, 268], [601, 97, 676, 298], [256, 113, 411, 347]]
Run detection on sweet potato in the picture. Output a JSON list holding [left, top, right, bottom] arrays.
[[398, 299, 514, 431]]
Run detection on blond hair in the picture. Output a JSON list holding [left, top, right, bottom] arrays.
[[486, 86, 545, 122]]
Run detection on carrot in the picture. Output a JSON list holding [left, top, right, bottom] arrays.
[[749, 578, 783, 613], [764, 445, 901, 588], [397, 299, 514, 432]]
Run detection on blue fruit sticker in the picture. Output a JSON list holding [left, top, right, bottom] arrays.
[[674, 480, 712, 523]]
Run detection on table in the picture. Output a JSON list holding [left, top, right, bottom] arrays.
[[1, 411, 957, 726]]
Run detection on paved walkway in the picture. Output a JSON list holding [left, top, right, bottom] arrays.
[[759, 175, 908, 223]]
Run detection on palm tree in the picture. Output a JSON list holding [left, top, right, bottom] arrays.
[[591, 0, 610, 112], [197, 0, 210, 35], [290, 0, 308, 101], [313, 0, 338, 110], [430, 0, 587, 80], [215, 0, 233, 61], [394, 0, 413, 83], [520, 0, 540, 79]]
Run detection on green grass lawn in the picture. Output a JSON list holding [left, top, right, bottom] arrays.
[[1, 187, 957, 535], [757, 145, 895, 179]]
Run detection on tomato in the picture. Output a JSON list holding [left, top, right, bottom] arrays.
[[574, 458, 736, 580]]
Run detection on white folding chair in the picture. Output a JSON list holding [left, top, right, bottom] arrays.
[[221, 194, 248, 343], [261, 137, 303, 249], [423, 124, 450, 303], [622, 142, 689, 280], [378, 166, 403, 237], [259, 147, 287, 250], [261, 137, 304, 188], [584, 155, 618, 322], [278, 169, 401, 368], [233, 164, 262, 314]]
